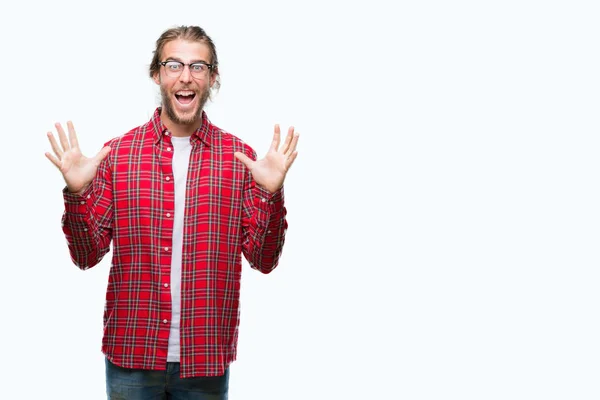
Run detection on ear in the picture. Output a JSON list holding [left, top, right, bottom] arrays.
[[210, 68, 219, 87], [152, 71, 161, 85]]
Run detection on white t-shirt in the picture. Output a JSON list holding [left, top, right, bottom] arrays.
[[167, 135, 192, 362]]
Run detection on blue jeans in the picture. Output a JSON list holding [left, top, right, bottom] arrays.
[[105, 358, 229, 400]]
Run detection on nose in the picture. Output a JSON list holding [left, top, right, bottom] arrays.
[[179, 65, 192, 83]]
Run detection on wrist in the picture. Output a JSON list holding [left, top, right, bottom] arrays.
[[67, 184, 90, 196]]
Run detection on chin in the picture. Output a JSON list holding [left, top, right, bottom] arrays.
[[164, 99, 202, 125], [174, 109, 200, 125]]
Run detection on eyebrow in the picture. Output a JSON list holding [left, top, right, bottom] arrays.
[[164, 57, 210, 64]]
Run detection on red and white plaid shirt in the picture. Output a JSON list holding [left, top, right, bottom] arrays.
[[61, 108, 287, 377]]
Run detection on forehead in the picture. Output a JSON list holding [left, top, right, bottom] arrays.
[[161, 39, 212, 62]]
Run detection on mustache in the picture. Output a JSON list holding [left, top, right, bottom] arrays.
[[174, 87, 197, 92]]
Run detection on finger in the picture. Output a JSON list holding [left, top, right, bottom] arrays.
[[270, 124, 281, 152], [279, 126, 295, 154], [234, 151, 254, 170], [285, 150, 298, 170], [55, 122, 70, 151], [67, 121, 80, 150], [45, 152, 62, 169], [47, 132, 63, 158], [93, 146, 111, 165], [285, 132, 300, 157]]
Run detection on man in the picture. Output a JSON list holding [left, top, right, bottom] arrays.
[[45, 25, 299, 399]]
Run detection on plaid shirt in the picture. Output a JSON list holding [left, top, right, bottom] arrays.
[[61, 108, 287, 377]]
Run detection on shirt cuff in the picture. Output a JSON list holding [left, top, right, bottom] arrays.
[[63, 185, 96, 215], [255, 185, 285, 213]]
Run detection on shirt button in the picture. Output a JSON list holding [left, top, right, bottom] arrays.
[[261, 198, 266, 203], [163, 319, 168, 324], [267, 230, 271, 234], [166, 213, 171, 218], [167, 147, 172, 152], [83, 228, 88, 232], [80, 201, 85, 205], [86, 195, 91, 199], [166, 176, 171, 181], [164, 283, 169, 288], [164, 247, 170, 252]]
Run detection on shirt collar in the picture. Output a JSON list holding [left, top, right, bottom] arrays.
[[150, 107, 213, 147]]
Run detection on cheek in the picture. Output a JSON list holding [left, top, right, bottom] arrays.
[[160, 79, 177, 94], [157, 72, 178, 87]]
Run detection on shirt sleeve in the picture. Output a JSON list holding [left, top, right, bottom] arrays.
[[240, 162, 288, 274], [61, 154, 114, 270]]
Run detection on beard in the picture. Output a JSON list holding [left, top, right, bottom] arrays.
[[160, 85, 210, 125]]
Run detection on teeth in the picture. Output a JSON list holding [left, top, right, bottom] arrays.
[[176, 91, 195, 96]]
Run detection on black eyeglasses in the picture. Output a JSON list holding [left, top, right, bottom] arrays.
[[159, 61, 214, 79]]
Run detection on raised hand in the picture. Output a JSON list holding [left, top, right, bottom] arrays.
[[45, 121, 111, 194], [234, 124, 299, 193]]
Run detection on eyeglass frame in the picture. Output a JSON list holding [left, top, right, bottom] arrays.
[[159, 60, 215, 78]]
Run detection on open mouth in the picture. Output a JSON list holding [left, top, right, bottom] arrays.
[[175, 90, 196, 106]]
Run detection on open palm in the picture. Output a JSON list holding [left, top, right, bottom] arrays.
[[234, 125, 299, 193], [45, 121, 111, 194]]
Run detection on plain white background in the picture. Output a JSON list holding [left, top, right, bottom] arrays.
[[1, 0, 600, 398]]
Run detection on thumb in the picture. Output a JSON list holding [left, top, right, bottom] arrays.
[[94, 146, 111, 164], [234, 151, 253, 169]]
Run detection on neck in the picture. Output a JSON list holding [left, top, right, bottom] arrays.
[[160, 109, 203, 137]]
